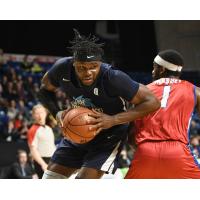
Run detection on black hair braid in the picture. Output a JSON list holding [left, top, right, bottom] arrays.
[[68, 29, 104, 58]]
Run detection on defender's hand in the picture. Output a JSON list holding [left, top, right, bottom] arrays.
[[87, 109, 115, 134]]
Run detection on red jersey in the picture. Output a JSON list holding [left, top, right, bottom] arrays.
[[135, 78, 196, 145]]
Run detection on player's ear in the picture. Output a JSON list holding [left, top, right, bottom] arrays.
[[160, 66, 166, 74]]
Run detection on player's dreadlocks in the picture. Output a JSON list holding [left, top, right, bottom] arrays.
[[69, 29, 104, 62]]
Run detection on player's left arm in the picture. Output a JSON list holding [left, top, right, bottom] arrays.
[[88, 84, 160, 133], [196, 86, 200, 116]]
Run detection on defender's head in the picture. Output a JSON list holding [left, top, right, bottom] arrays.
[[69, 29, 104, 86], [152, 49, 184, 81]]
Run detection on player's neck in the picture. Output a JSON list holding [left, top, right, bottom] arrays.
[[165, 75, 179, 79]]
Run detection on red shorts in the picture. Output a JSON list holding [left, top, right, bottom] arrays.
[[125, 141, 200, 179]]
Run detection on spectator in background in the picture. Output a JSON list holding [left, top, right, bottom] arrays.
[[0, 83, 8, 113], [10, 149, 38, 179], [0, 54, 62, 144], [0, 110, 9, 141], [18, 100, 30, 120], [11, 68, 17, 81], [32, 83, 40, 101], [17, 74, 23, 82], [20, 55, 33, 72], [24, 76, 36, 103], [14, 115, 29, 142], [1, 76, 8, 97], [5, 82, 18, 101], [190, 116, 200, 136], [0, 48, 5, 67], [16, 81, 25, 101], [0, 83, 5, 105], [31, 58, 43, 73], [0, 83, 3, 96], [190, 134, 200, 163], [5, 119, 17, 142], [5, 65, 17, 82], [27, 104, 56, 178], [7, 100, 18, 120]]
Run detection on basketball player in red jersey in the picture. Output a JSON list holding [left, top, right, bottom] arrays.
[[126, 49, 200, 178]]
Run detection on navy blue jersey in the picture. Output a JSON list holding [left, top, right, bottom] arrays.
[[48, 57, 139, 114], [47, 57, 139, 144]]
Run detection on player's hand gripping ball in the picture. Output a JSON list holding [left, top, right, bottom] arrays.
[[62, 107, 97, 144]]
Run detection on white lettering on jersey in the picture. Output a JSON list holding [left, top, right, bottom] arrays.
[[155, 78, 181, 85], [161, 86, 171, 108]]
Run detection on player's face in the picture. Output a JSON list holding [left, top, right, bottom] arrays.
[[74, 61, 101, 86], [152, 63, 163, 81]]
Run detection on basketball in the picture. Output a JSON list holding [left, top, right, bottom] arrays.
[[62, 107, 97, 144]]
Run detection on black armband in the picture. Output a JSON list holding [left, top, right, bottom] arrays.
[[37, 88, 60, 119]]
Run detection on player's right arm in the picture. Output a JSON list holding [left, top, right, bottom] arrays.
[[38, 58, 71, 126], [39, 73, 68, 127], [196, 86, 200, 116], [38, 72, 60, 119]]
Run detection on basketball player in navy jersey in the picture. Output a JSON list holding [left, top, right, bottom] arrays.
[[38, 29, 160, 179]]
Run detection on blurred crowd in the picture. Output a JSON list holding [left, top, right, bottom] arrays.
[[0, 49, 66, 144], [189, 112, 200, 163], [0, 48, 200, 178]]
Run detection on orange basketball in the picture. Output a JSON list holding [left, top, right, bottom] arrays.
[[62, 107, 97, 144]]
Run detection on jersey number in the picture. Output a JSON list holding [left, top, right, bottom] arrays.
[[161, 86, 171, 108]]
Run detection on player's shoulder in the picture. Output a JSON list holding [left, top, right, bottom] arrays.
[[174, 79, 194, 90], [54, 57, 73, 67], [48, 57, 73, 77], [181, 79, 194, 86], [101, 63, 129, 81]]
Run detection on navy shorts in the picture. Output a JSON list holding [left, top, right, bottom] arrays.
[[51, 125, 128, 174]]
